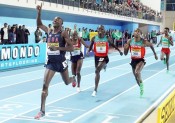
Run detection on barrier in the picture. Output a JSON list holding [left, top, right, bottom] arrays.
[[0, 43, 46, 70], [157, 89, 175, 123]]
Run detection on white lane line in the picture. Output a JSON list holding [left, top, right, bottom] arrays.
[[0, 49, 167, 89], [70, 63, 175, 123]]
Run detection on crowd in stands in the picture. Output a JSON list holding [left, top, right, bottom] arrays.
[[40, 0, 162, 22]]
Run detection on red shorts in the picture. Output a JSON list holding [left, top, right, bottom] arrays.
[[161, 48, 170, 55]]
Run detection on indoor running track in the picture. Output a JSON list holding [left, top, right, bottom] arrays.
[[0, 46, 175, 123]]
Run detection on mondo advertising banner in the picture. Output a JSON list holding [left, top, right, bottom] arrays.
[[0, 43, 46, 70]]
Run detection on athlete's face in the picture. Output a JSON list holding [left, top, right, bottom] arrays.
[[53, 17, 63, 28], [98, 26, 105, 35], [164, 29, 168, 35], [72, 32, 78, 40], [134, 29, 141, 38]]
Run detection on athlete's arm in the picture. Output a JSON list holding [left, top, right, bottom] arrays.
[[169, 36, 173, 46], [157, 36, 162, 47], [124, 39, 131, 55], [88, 37, 95, 52], [80, 37, 89, 48], [108, 37, 123, 56], [144, 40, 158, 60], [36, 3, 48, 33]]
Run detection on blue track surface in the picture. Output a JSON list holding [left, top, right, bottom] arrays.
[[0, 46, 175, 123]]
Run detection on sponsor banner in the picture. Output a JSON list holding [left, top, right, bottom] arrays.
[[0, 43, 46, 70], [157, 89, 175, 123]]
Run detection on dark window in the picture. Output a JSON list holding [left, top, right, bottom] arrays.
[[166, 3, 175, 11]]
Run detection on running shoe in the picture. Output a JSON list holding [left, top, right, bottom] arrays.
[[91, 91, 97, 97], [34, 111, 45, 120], [77, 87, 81, 93], [140, 83, 144, 98], [163, 58, 166, 64], [72, 76, 76, 87]]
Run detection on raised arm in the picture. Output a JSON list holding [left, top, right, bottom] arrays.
[[36, 3, 48, 33]]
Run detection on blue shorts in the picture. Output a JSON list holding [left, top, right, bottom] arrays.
[[45, 58, 68, 73], [70, 52, 84, 63]]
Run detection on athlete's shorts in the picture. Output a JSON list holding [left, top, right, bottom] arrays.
[[45, 57, 68, 73], [70, 52, 84, 63], [95, 56, 109, 67], [161, 48, 170, 55], [130, 59, 146, 69]]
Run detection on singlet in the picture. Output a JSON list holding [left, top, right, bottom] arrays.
[[93, 36, 109, 57], [161, 35, 170, 48], [47, 31, 66, 62], [129, 38, 145, 59], [70, 38, 81, 56]]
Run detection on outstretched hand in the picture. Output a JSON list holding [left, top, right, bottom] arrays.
[[155, 55, 158, 60], [36, 3, 42, 13]]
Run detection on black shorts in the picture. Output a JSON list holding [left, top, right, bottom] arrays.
[[45, 57, 68, 73], [95, 56, 109, 67], [130, 59, 146, 69], [70, 52, 84, 63]]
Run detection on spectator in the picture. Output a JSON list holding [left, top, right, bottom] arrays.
[[22, 25, 30, 44], [0, 23, 9, 44], [35, 27, 42, 43]]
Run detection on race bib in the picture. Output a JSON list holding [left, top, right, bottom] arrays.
[[96, 43, 106, 53], [47, 43, 60, 55], [131, 48, 141, 58], [71, 48, 81, 56], [162, 42, 169, 48]]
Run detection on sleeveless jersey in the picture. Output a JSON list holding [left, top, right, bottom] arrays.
[[130, 38, 145, 59], [94, 36, 109, 57], [161, 35, 170, 48], [71, 38, 81, 56], [47, 31, 66, 62]]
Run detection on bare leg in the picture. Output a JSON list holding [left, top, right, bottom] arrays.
[[71, 62, 77, 76], [166, 54, 170, 71], [94, 61, 106, 92], [60, 68, 76, 85], [41, 68, 55, 113], [160, 51, 165, 60], [135, 61, 144, 85], [76, 59, 83, 87]]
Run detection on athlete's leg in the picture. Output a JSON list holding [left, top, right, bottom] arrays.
[[94, 61, 106, 92], [165, 53, 170, 71], [76, 59, 83, 88], [71, 62, 77, 76], [35, 68, 55, 119], [135, 61, 145, 97], [132, 67, 139, 86], [60, 68, 76, 86]]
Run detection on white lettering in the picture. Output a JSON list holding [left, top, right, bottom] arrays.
[[28, 47, 33, 57], [1, 48, 10, 60], [20, 47, 26, 58], [12, 47, 18, 59]]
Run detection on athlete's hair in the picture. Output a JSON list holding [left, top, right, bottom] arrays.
[[134, 28, 142, 34], [164, 27, 169, 32], [56, 16, 63, 25]]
